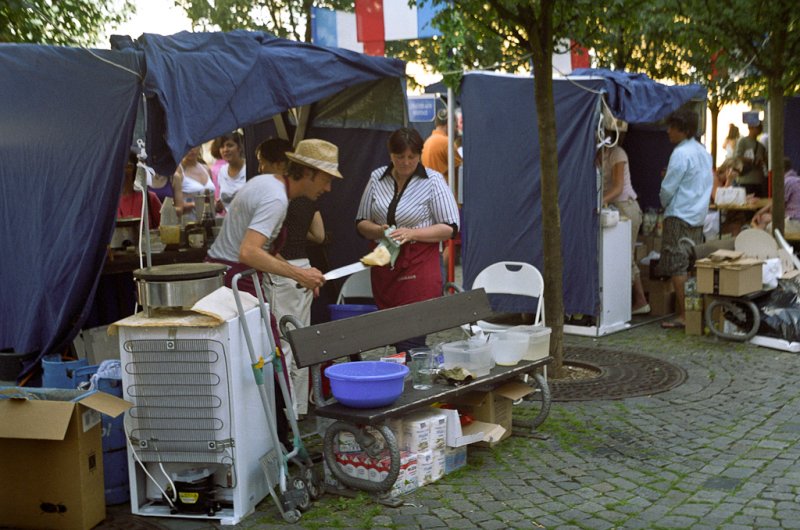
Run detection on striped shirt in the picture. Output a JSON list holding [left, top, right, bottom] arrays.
[[356, 163, 460, 234]]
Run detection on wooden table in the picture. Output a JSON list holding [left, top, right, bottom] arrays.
[[709, 198, 770, 238], [102, 247, 207, 275], [784, 232, 800, 244]]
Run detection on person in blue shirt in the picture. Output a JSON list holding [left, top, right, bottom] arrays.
[[657, 109, 713, 329]]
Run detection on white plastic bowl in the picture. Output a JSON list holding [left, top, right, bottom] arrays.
[[489, 331, 529, 366]]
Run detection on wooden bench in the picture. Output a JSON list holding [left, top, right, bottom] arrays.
[[281, 288, 552, 504]]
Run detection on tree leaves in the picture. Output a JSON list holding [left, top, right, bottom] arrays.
[[0, 0, 134, 46]]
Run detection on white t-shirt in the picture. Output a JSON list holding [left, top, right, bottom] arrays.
[[208, 174, 287, 262], [218, 163, 247, 212]]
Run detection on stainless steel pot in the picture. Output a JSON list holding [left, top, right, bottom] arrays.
[[133, 263, 227, 316]]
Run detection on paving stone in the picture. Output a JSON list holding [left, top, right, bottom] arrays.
[[670, 503, 713, 517], [476, 519, 508, 530]]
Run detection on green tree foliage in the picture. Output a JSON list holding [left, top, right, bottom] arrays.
[[676, 0, 800, 233], [576, 1, 747, 163], [0, 0, 133, 46], [174, 0, 352, 42], [419, 0, 602, 375]]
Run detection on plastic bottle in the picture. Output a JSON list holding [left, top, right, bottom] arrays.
[[159, 197, 181, 246], [201, 190, 215, 243], [160, 197, 179, 225]]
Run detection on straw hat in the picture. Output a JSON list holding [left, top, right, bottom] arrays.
[[285, 139, 343, 179]]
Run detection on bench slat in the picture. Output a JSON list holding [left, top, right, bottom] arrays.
[[286, 289, 493, 368]]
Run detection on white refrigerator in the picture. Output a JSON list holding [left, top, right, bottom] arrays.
[[118, 306, 274, 525], [564, 218, 632, 336]]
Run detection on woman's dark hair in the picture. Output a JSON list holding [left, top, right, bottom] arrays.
[[255, 137, 293, 164], [387, 127, 424, 155], [217, 131, 244, 150], [210, 137, 223, 159], [667, 109, 699, 138]]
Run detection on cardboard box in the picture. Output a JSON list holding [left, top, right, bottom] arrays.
[[336, 450, 418, 497], [695, 251, 763, 296], [685, 310, 704, 336], [440, 407, 494, 447], [447, 381, 533, 447], [0, 388, 132, 530], [401, 411, 432, 453], [642, 278, 675, 316]]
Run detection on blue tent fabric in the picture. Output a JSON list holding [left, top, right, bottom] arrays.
[[460, 70, 707, 317], [0, 45, 143, 370], [461, 73, 603, 315], [570, 68, 706, 124], [1, 33, 406, 381], [137, 31, 405, 175]]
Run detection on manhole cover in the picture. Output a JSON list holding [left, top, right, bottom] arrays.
[[550, 347, 687, 401]]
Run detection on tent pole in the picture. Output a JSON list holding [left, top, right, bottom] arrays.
[[447, 87, 456, 283]]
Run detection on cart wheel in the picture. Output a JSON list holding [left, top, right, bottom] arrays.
[[705, 297, 760, 341], [521, 372, 551, 429], [303, 466, 323, 500], [290, 475, 312, 512], [282, 509, 302, 524]]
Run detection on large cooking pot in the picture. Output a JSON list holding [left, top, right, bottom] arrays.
[[133, 263, 227, 316]]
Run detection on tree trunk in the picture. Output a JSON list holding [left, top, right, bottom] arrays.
[[529, 28, 565, 377], [709, 101, 720, 170], [768, 78, 785, 235]]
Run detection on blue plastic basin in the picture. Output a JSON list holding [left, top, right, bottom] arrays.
[[324, 361, 409, 408]]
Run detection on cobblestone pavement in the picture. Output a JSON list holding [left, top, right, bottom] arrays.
[[107, 321, 800, 530]]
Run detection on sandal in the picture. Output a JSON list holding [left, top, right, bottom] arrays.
[[632, 304, 651, 316], [660, 320, 685, 329]]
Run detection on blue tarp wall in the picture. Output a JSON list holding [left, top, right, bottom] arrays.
[[460, 70, 705, 316], [0, 31, 405, 380], [785, 96, 800, 172]]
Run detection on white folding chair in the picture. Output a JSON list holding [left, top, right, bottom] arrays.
[[470, 261, 545, 333], [335, 268, 374, 304]]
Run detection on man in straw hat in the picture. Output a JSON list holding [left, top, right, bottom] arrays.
[[207, 138, 343, 294]]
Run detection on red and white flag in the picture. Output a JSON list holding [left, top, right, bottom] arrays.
[[355, 0, 444, 56]]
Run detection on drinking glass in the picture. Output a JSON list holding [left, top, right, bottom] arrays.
[[409, 348, 436, 390]]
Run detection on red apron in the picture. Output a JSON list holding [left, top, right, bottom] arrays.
[[371, 241, 442, 309]]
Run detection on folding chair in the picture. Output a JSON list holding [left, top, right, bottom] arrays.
[[469, 261, 545, 333], [335, 268, 374, 304]]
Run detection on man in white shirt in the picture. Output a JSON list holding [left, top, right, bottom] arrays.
[[657, 109, 713, 329], [208, 138, 342, 294]]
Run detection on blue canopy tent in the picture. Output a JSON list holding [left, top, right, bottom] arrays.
[[459, 70, 705, 318], [0, 31, 405, 381]]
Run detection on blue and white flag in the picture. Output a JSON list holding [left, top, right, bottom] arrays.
[[311, 7, 364, 53]]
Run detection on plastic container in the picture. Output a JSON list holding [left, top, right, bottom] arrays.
[[324, 361, 409, 408], [328, 303, 378, 321], [41, 354, 89, 389], [489, 331, 528, 366], [508, 325, 552, 361], [440, 339, 493, 377]]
